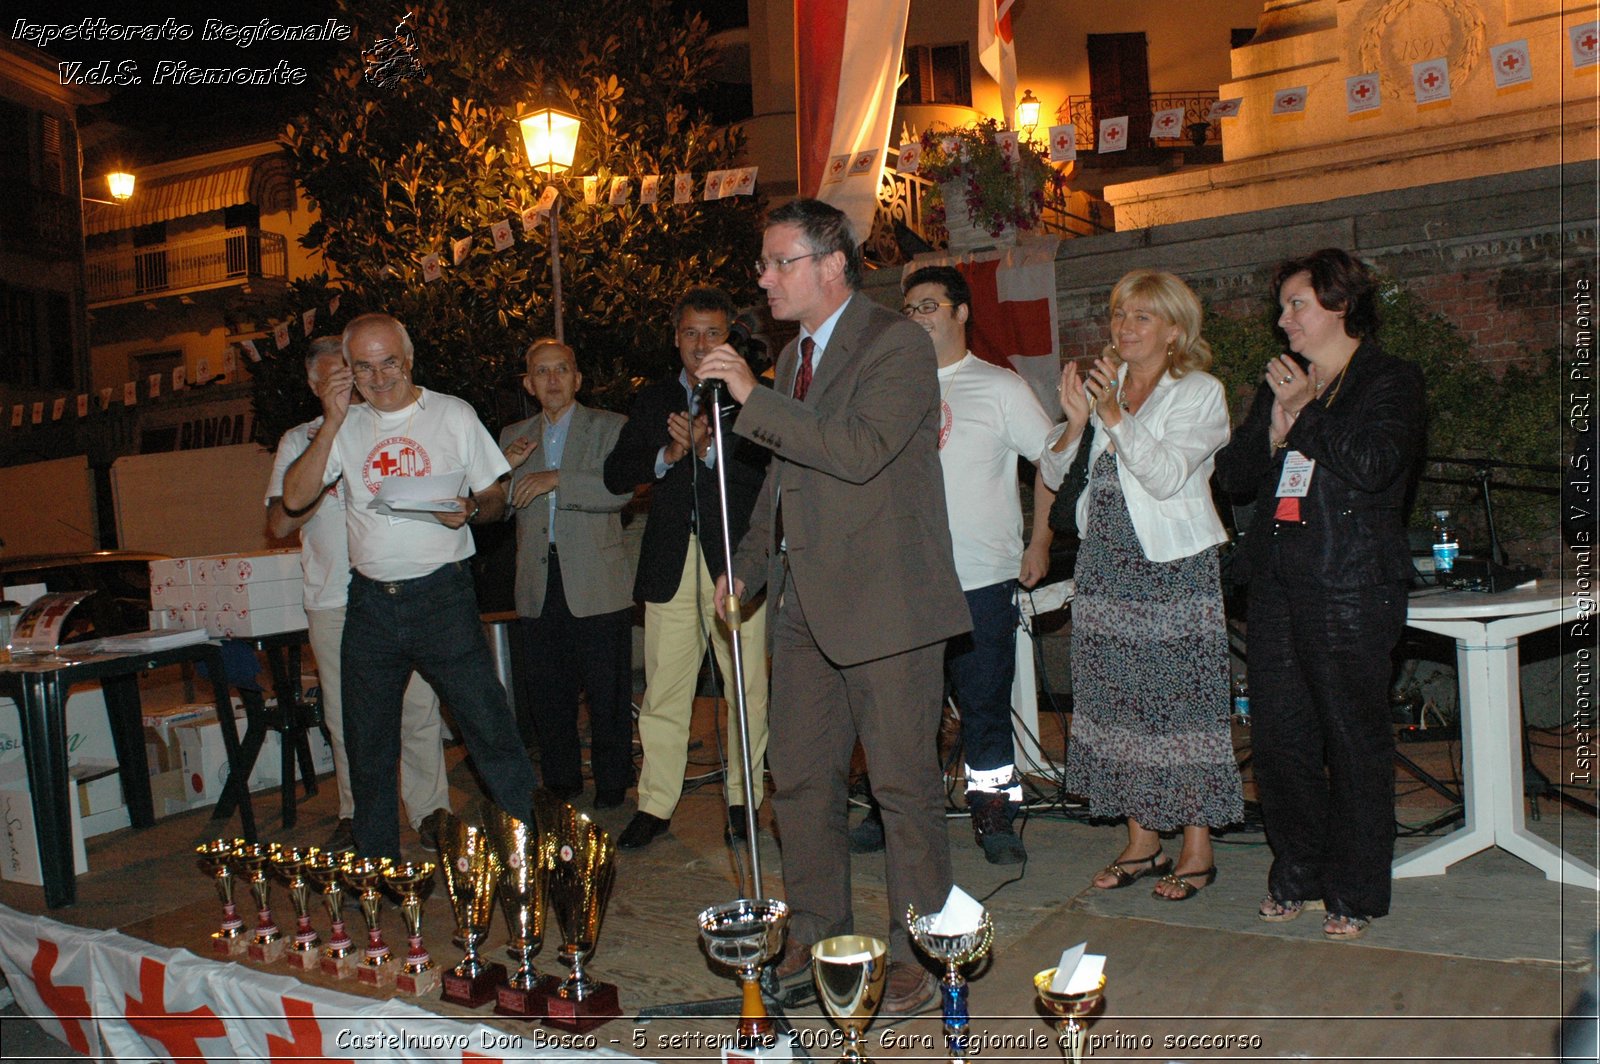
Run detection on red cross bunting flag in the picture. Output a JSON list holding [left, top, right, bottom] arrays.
[[582, 176, 599, 204], [733, 167, 758, 195], [1206, 97, 1242, 120], [674, 173, 694, 204], [123, 381, 137, 406], [31, 400, 43, 424], [1490, 40, 1532, 88], [51, 397, 65, 420], [719, 169, 742, 197], [273, 321, 290, 349], [995, 130, 1020, 162], [171, 367, 186, 391], [822, 153, 850, 186], [1573, 22, 1599, 68], [641, 174, 661, 203], [848, 149, 879, 176], [1412, 57, 1451, 103], [100, 386, 113, 407], [76, 394, 88, 417], [147, 374, 161, 399], [703, 171, 725, 200], [194, 358, 210, 383], [797, 0, 910, 241], [607, 177, 630, 206], [1271, 87, 1308, 114], [896, 141, 922, 173], [1150, 107, 1185, 139], [328, 294, 340, 315], [1346, 72, 1382, 114], [240, 339, 259, 362], [491, 218, 514, 250], [520, 204, 541, 232], [1098, 115, 1129, 153], [420, 252, 442, 283], [535, 184, 559, 213], [1047, 124, 1077, 162], [451, 236, 472, 265], [301, 308, 316, 335]]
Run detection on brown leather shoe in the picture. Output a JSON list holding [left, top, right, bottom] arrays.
[[769, 938, 813, 984], [881, 961, 936, 1015]]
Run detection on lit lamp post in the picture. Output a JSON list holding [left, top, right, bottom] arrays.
[[1016, 90, 1041, 142], [515, 105, 581, 342], [106, 171, 136, 202]]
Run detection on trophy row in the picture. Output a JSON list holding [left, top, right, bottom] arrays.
[[699, 893, 1107, 1064], [195, 794, 621, 1031]]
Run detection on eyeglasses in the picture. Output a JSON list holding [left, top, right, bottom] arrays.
[[352, 357, 404, 380], [754, 251, 823, 276], [901, 300, 956, 318]]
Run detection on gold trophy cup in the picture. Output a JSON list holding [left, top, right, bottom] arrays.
[[339, 856, 395, 986], [269, 845, 322, 970], [438, 805, 508, 1007], [699, 898, 790, 1049], [543, 797, 621, 1032], [304, 850, 358, 978], [488, 804, 558, 1018], [813, 935, 889, 1064], [229, 841, 285, 964], [382, 861, 439, 995], [196, 838, 247, 958], [907, 904, 994, 1064], [1033, 968, 1107, 1064]]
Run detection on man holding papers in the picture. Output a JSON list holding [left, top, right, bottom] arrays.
[[281, 312, 537, 859]]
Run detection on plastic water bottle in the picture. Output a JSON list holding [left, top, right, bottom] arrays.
[[1432, 510, 1460, 574], [1231, 673, 1250, 724]]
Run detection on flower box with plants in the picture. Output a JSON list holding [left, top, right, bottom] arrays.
[[915, 117, 1061, 246]]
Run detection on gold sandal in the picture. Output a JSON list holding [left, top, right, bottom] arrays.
[[1092, 850, 1171, 889]]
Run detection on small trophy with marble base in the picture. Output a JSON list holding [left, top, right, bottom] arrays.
[[305, 850, 358, 978], [231, 842, 286, 965], [383, 860, 439, 996], [270, 845, 322, 971], [196, 838, 248, 958], [341, 856, 396, 987]]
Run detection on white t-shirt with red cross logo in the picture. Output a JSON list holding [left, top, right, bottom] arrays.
[[319, 388, 510, 582]]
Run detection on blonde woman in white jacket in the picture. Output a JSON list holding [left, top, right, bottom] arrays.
[[1041, 270, 1243, 901]]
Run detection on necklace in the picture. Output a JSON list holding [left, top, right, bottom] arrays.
[[1318, 359, 1353, 407]]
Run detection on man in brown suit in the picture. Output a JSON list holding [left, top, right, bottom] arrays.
[[701, 198, 970, 1015]]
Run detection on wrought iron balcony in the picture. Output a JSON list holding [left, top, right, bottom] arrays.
[[85, 227, 287, 306], [1060, 92, 1221, 154]]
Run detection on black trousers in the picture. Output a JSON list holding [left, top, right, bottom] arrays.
[[514, 551, 634, 796], [1247, 573, 1406, 918]]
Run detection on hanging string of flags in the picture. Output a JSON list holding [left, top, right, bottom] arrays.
[[941, 23, 1598, 162]]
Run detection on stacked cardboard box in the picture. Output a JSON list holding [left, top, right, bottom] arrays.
[[149, 550, 307, 637]]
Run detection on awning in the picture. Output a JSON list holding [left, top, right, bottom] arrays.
[[84, 160, 280, 236]]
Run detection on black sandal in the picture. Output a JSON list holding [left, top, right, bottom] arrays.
[[1153, 866, 1217, 901], [1092, 850, 1172, 889]]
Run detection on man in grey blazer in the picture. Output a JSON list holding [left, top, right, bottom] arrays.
[[500, 338, 636, 809], [700, 199, 971, 1016]]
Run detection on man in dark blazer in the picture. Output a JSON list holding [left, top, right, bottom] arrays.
[[603, 286, 772, 850], [699, 199, 971, 1016], [500, 338, 636, 809]]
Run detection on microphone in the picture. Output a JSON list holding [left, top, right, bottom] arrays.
[[694, 318, 754, 406]]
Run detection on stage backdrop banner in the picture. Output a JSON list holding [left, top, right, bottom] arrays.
[[0, 903, 641, 1062], [796, 0, 911, 243]]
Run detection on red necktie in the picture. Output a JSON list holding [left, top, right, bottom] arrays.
[[794, 337, 814, 401]]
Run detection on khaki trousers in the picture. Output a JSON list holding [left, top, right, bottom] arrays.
[[635, 535, 769, 820], [306, 603, 451, 828]]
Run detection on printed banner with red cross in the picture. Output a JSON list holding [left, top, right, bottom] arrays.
[[0, 903, 639, 1062], [905, 235, 1062, 411]]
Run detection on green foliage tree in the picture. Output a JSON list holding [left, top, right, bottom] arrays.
[[1204, 282, 1562, 563], [254, 0, 763, 446]]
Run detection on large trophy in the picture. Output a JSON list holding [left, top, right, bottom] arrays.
[[488, 803, 557, 1018], [269, 845, 322, 970], [195, 838, 247, 958], [229, 842, 285, 964], [698, 898, 790, 1051], [812, 935, 888, 1064], [908, 902, 994, 1064], [382, 861, 439, 996], [543, 798, 620, 1032], [1033, 967, 1106, 1064], [438, 805, 507, 1007], [340, 856, 395, 987], [304, 850, 358, 978]]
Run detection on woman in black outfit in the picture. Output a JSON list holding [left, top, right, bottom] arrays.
[[1214, 249, 1425, 941]]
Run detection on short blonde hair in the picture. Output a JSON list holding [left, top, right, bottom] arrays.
[[1104, 270, 1212, 377]]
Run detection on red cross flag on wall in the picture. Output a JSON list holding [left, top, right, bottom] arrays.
[[897, 142, 922, 173], [1206, 97, 1242, 120], [1412, 57, 1451, 104], [1097, 115, 1129, 153], [1490, 40, 1532, 89], [1271, 87, 1308, 114], [1047, 123, 1077, 162], [1346, 72, 1382, 114], [1150, 107, 1185, 139], [1572, 22, 1599, 68]]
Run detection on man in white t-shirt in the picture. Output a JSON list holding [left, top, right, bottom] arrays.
[[264, 337, 451, 854], [893, 264, 1057, 863], [281, 313, 537, 858]]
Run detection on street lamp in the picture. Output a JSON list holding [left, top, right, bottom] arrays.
[[106, 171, 136, 202], [515, 104, 581, 341], [1016, 89, 1041, 140]]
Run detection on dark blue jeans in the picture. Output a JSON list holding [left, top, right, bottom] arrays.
[[343, 561, 537, 858], [946, 580, 1019, 775]]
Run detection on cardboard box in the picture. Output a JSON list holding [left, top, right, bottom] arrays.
[[143, 702, 218, 774], [208, 603, 308, 638], [178, 719, 283, 802], [192, 550, 303, 586], [0, 766, 88, 884], [210, 579, 301, 615], [73, 759, 124, 816], [147, 557, 194, 590], [0, 687, 115, 772]]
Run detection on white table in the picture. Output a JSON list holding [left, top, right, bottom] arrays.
[[1394, 583, 1596, 888]]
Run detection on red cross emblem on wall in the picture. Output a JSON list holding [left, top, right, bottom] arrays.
[[1422, 70, 1441, 89], [1580, 32, 1598, 55], [1055, 134, 1070, 149], [1105, 126, 1122, 141], [1354, 82, 1373, 99], [1500, 52, 1521, 71], [1280, 94, 1299, 107], [1157, 115, 1175, 130]]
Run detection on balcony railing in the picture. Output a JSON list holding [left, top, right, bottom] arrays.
[[86, 227, 287, 305], [1060, 92, 1221, 154]]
